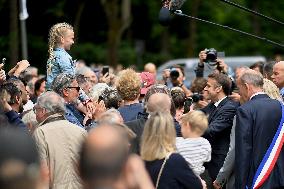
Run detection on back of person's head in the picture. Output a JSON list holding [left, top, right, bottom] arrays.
[[181, 110, 208, 136], [190, 77, 207, 93], [89, 83, 110, 102], [0, 127, 40, 189], [48, 22, 73, 60], [171, 87, 186, 110], [144, 84, 171, 103], [21, 110, 38, 133], [97, 109, 136, 138], [79, 123, 130, 188], [263, 78, 282, 101], [141, 111, 176, 161], [37, 91, 65, 115], [99, 87, 122, 109], [51, 73, 76, 97], [239, 70, 264, 89], [249, 61, 264, 75], [0, 83, 21, 105], [115, 69, 141, 101], [146, 93, 172, 113], [263, 61, 276, 80], [208, 73, 232, 96]]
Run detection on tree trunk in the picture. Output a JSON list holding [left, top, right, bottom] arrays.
[[101, 0, 131, 67], [74, 1, 86, 38], [187, 0, 201, 57], [9, 0, 19, 67], [251, 0, 261, 35]]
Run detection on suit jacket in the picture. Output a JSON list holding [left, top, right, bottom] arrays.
[[216, 116, 236, 188], [235, 94, 284, 189], [202, 97, 239, 180]]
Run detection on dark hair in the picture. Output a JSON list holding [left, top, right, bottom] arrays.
[[34, 77, 46, 95], [190, 78, 207, 93], [75, 74, 88, 86], [100, 88, 122, 109], [208, 73, 232, 96], [263, 61, 276, 79], [171, 89, 186, 109], [0, 83, 22, 104], [249, 61, 264, 75], [171, 64, 185, 77]]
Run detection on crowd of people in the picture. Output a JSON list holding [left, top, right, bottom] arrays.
[[0, 22, 284, 189]]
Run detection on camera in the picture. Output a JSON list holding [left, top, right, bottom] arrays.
[[170, 68, 179, 80], [190, 93, 204, 103], [205, 48, 217, 64]]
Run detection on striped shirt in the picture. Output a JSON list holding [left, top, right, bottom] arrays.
[[176, 137, 211, 175]]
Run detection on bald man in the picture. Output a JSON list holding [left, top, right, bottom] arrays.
[[146, 93, 171, 113], [271, 61, 284, 99], [79, 122, 154, 189], [144, 63, 157, 76]]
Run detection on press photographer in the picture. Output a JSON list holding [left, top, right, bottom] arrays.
[[196, 48, 231, 78], [162, 65, 192, 97]]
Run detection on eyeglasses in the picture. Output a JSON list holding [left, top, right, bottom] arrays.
[[33, 106, 41, 114], [67, 86, 80, 92]]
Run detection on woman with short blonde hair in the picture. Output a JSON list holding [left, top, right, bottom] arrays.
[[141, 112, 202, 189]]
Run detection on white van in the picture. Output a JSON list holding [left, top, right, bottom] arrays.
[[157, 56, 266, 87]]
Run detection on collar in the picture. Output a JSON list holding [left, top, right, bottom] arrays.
[[280, 88, 284, 95], [249, 92, 266, 100], [39, 113, 65, 126], [214, 96, 227, 107], [54, 47, 65, 52]]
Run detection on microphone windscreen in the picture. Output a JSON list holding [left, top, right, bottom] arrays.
[[170, 0, 187, 11], [159, 7, 172, 26]]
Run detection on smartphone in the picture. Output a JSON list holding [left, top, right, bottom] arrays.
[[102, 66, 109, 76]]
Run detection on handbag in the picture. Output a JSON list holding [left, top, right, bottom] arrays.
[[155, 153, 172, 189]]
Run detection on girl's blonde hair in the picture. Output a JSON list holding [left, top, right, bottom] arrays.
[[48, 22, 73, 60], [263, 78, 283, 101], [140, 111, 176, 161]]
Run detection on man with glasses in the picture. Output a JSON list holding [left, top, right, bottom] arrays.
[[51, 73, 91, 128], [33, 91, 87, 189]]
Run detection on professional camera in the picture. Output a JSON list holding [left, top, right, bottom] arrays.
[[205, 48, 217, 65], [190, 93, 204, 103], [170, 68, 180, 80]]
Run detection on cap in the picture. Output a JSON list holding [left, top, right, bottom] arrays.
[[140, 72, 155, 95]]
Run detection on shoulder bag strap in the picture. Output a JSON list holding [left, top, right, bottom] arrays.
[[155, 153, 172, 189]]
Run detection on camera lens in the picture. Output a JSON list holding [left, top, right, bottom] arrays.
[[170, 69, 179, 80], [205, 48, 217, 64]]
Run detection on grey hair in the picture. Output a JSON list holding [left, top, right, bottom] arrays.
[[239, 70, 264, 88], [75, 66, 93, 76], [22, 110, 38, 127], [51, 73, 76, 97], [99, 108, 123, 123], [37, 91, 65, 114], [89, 83, 110, 101]]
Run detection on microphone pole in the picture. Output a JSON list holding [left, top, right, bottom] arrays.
[[173, 10, 284, 48], [219, 0, 284, 26]]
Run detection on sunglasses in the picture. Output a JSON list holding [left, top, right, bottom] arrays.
[[67, 86, 80, 92]]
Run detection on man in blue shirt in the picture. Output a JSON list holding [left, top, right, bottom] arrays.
[[271, 61, 284, 100]]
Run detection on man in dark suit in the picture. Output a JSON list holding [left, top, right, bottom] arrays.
[[235, 70, 284, 189], [201, 73, 239, 181]]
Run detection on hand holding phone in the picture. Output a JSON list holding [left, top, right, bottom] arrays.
[[102, 66, 109, 76]]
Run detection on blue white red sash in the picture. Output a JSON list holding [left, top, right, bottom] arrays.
[[248, 101, 284, 189]]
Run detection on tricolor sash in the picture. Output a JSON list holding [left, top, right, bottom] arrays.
[[247, 101, 284, 189]]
